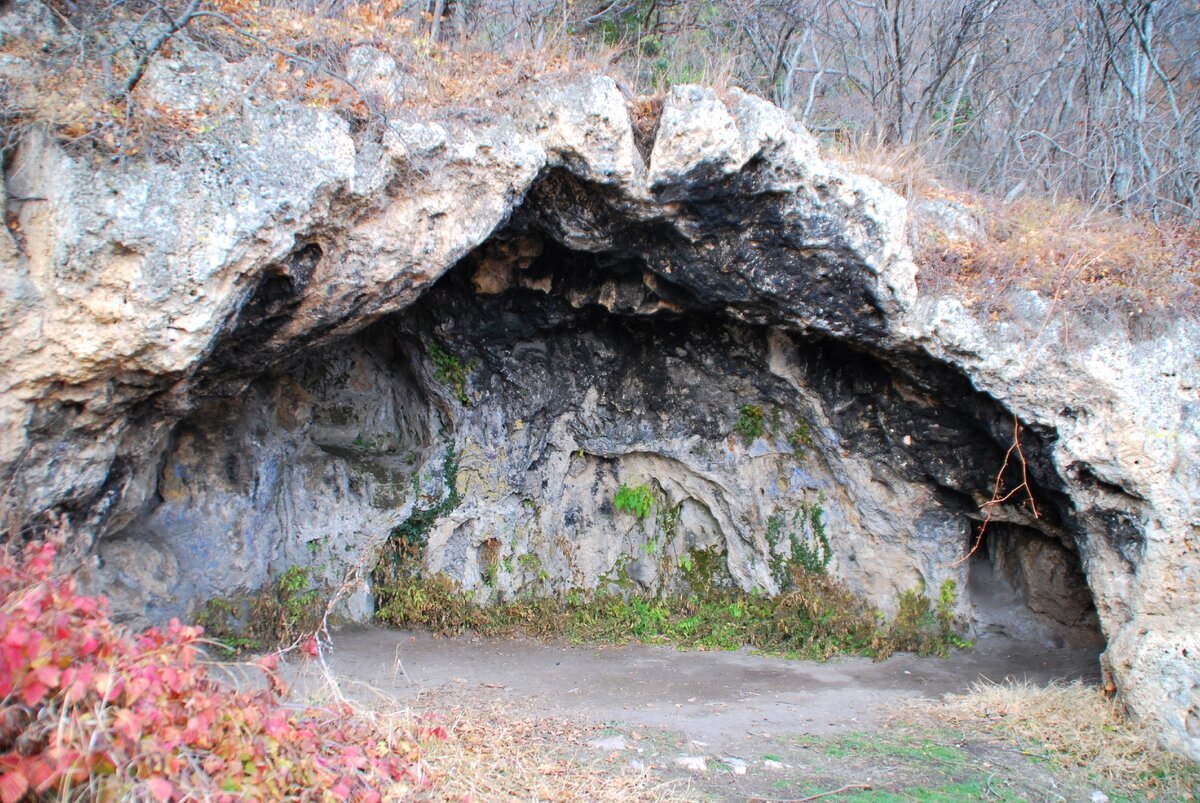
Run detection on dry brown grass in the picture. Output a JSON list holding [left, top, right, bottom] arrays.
[[418, 700, 687, 802], [284, 663, 687, 803], [825, 137, 1200, 324], [1, 0, 616, 163], [917, 195, 1200, 320], [190, 0, 607, 110], [919, 679, 1199, 799], [827, 137, 947, 202]]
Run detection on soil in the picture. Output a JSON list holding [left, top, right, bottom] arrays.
[[314, 627, 1111, 801]]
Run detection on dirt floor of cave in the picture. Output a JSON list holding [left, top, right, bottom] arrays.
[[299, 627, 1108, 800]]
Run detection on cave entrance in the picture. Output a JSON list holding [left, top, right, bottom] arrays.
[[966, 522, 1105, 650], [104, 167, 1106, 672]]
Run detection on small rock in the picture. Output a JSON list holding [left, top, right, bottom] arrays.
[[763, 759, 785, 770], [674, 755, 707, 772], [910, 198, 984, 246], [1090, 792, 1109, 803], [588, 736, 627, 752], [721, 757, 747, 775]]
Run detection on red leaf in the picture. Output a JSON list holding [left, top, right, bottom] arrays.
[[24, 756, 58, 793], [162, 667, 181, 694], [73, 595, 98, 615], [0, 770, 28, 803], [113, 708, 144, 740], [265, 712, 289, 741], [63, 664, 95, 703], [32, 665, 61, 688], [146, 777, 174, 802], [341, 747, 366, 771], [20, 681, 48, 707]]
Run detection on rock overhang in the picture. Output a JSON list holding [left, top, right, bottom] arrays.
[[0, 63, 1196, 761]]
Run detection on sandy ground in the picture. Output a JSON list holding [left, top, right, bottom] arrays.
[[323, 627, 1100, 755]]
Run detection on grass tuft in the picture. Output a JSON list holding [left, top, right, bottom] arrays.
[[374, 558, 968, 661], [924, 679, 1200, 799], [916, 194, 1200, 324]]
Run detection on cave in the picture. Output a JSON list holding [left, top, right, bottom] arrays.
[[95, 174, 1106, 659], [7, 72, 1193, 760], [966, 523, 1104, 649]]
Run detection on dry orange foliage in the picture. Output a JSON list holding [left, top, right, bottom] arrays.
[[917, 194, 1200, 321], [1, 0, 606, 161]]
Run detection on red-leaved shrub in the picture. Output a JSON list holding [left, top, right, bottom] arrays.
[[0, 539, 435, 801]]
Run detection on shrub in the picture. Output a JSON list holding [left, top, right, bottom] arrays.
[[427, 342, 474, 406], [194, 565, 326, 658], [788, 418, 815, 457], [876, 579, 971, 659], [373, 442, 463, 611], [373, 546, 969, 661], [0, 538, 437, 802], [613, 483, 655, 520], [735, 404, 766, 443], [766, 501, 832, 590]]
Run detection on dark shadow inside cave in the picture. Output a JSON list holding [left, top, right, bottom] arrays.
[[103, 169, 1108, 667], [100, 327, 440, 625], [358, 221, 1109, 657], [966, 522, 1104, 648]]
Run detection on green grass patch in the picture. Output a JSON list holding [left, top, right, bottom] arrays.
[[839, 782, 1025, 802], [373, 551, 968, 660], [792, 730, 1033, 802], [807, 732, 971, 766]]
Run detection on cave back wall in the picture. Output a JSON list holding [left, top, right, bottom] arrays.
[[117, 237, 1104, 657], [1, 5, 1197, 760]]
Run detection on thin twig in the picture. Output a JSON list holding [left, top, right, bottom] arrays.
[[114, 0, 203, 100], [750, 784, 873, 803], [953, 416, 1040, 567]]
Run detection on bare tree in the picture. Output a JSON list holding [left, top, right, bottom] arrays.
[[43, 0, 1200, 218]]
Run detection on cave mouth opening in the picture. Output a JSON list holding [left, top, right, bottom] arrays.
[[104, 177, 1104, 667], [351, 226, 1110, 661], [966, 521, 1105, 651]]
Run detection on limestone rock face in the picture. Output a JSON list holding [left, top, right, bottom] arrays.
[[0, 13, 1196, 761]]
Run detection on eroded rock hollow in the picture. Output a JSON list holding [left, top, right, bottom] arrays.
[[1, 31, 1196, 760]]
